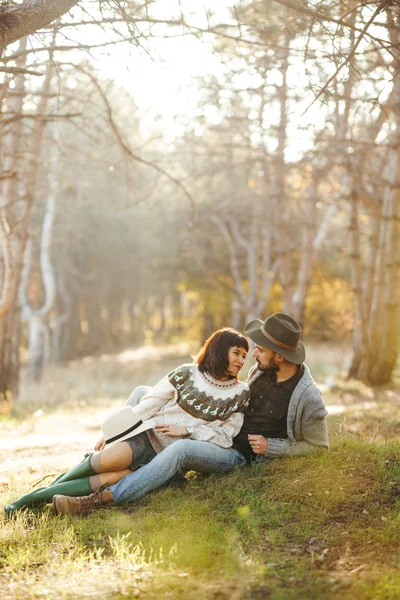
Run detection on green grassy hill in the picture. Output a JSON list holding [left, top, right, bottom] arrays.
[[1, 436, 399, 599], [0, 347, 399, 599]]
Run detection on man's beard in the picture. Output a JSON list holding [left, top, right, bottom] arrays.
[[257, 357, 280, 378]]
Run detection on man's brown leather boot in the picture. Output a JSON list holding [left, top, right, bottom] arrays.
[[53, 488, 114, 515]]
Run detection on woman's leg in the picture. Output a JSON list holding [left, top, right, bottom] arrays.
[[90, 441, 133, 473], [4, 467, 134, 516], [4, 471, 129, 516], [4, 442, 134, 516], [89, 469, 132, 490], [53, 440, 246, 515], [48, 441, 133, 487], [50, 388, 150, 487]]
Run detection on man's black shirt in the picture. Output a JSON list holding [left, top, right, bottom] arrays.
[[233, 364, 304, 461]]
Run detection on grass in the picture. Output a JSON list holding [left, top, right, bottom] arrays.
[[0, 344, 399, 599], [1, 438, 399, 599]]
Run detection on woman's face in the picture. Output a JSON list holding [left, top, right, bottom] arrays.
[[226, 346, 247, 378]]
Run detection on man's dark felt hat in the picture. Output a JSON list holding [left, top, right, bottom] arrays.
[[245, 312, 306, 365]]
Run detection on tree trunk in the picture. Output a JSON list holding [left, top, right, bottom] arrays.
[[58, 292, 81, 361], [0, 301, 21, 406], [348, 188, 370, 379], [292, 179, 318, 326], [0, 39, 27, 402], [18, 56, 57, 380], [0, 0, 79, 55], [356, 21, 400, 384], [0, 36, 57, 394], [273, 33, 292, 313], [26, 314, 50, 381], [82, 295, 104, 355]]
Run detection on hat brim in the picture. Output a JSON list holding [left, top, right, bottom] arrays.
[[101, 407, 154, 446], [104, 421, 154, 445], [245, 319, 306, 365]]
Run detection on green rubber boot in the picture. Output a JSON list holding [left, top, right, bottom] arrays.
[[4, 477, 92, 517], [49, 454, 96, 487]]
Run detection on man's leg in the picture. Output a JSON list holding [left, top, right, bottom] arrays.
[[110, 439, 246, 504], [53, 440, 246, 514]]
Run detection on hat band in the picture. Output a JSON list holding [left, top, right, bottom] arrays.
[[105, 419, 144, 444], [261, 325, 297, 351]]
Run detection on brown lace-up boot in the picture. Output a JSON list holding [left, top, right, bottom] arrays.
[[53, 487, 114, 515]]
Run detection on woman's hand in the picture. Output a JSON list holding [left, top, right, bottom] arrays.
[[94, 436, 106, 451], [154, 424, 189, 437]]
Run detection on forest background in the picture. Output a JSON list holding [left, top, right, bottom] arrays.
[[0, 0, 399, 405]]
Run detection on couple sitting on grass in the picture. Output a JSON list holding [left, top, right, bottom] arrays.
[[5, 312, 329, 517]]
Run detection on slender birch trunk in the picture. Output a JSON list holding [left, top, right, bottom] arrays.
[[0, 38, 27, 402], [0, 36, 55, 397], [292, 178, 318, 326], [19, 130, 58, 380], [273, 33, 292, 313], [211, 211, 276, 327]]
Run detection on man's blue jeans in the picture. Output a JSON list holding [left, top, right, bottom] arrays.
[[108, 386, 246, 504], [109, 438, 246, 504]]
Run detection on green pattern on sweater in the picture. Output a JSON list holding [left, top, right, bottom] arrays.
[[168, 365, 250, 422]]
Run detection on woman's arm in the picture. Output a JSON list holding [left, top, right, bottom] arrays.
[[94, 376, 176, 450], [185, 412, 244, 448], [132, 375, 176, 422]]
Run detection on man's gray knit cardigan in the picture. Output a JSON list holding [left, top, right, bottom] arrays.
[[246, 364, 329, 461]]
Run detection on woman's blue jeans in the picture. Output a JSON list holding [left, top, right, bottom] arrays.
[[108, 386, 246, 504]]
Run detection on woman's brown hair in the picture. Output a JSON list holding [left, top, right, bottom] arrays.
[[194, 327, 249, 380]]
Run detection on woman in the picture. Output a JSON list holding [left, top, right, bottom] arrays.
[[5, 328, 250, 516]]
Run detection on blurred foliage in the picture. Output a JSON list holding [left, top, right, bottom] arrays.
[[7, 0, 398, 386], [305, 274, 354, 341]]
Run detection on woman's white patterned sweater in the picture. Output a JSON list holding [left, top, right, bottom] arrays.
[[134, 363, 250, 453]]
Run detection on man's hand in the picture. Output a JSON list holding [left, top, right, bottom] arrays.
[[94, 436, 106, 452], [155, 424, 189, 437], [248, 434, 268, 455]]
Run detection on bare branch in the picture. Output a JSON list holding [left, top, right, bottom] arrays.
[[0, 1, 80, 55], [0, 66, 43, 76], [63, 62, 197, 229], [303, 1, 392, 113], [1, 111, 81, 125]]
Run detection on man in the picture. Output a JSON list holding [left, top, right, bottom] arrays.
[[53, 313, 329, 515], [232, 312, 329, 461]]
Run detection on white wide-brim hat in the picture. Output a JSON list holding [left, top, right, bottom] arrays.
[[101, 406, 153, 445]]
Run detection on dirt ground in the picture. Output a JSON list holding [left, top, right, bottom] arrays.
[[1, 344, 194, 491], [0, 406, 111, 490]]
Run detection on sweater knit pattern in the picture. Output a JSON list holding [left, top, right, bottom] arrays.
[[168, 364, 250, 421], [134, 363, 250, 453]]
